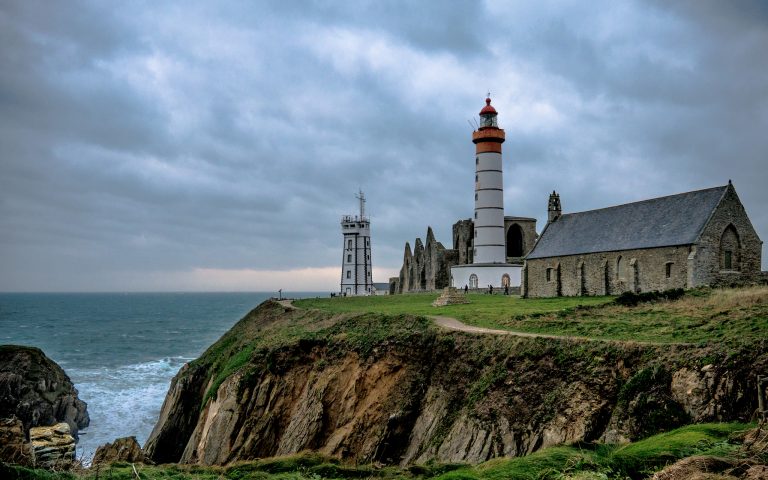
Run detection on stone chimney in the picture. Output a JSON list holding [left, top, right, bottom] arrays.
[[548, 191, 561, 223]]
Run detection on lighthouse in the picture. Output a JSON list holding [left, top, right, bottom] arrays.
[[340, 190, 373, 295], [473, 97, 506, 264], [451, 96, 522, 290]]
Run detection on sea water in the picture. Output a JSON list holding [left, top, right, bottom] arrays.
[[0, 292, 327, 463]]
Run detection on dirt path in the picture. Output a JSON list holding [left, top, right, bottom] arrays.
[[430, 315, 590, 341], [430, 315, 688, 346]]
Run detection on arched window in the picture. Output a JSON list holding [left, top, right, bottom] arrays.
[[616, 256, 625, 280], [506, 223, 524, 257], [720, 224, 741, 271], [469, 274, 478, 288], [501, 274, 511, 287]]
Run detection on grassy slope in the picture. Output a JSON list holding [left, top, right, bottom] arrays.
[[295, 287, 768, 345], [4, 423, 757, 480]]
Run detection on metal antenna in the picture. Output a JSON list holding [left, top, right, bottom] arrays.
[[355, 189, 366, 218]]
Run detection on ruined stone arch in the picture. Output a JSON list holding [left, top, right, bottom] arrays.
[[506, 223, 524, 257], [720, 224, 741, 271]]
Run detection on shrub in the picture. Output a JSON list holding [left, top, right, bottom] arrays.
[[613, 288, 685, 307]]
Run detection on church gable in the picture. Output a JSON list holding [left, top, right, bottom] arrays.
[[527, 185, 729, 259]]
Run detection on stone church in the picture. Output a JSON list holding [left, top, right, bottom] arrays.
[[523, 182, 763, 297]]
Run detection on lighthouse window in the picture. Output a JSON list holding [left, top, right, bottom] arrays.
[[347, 254, 352, 262], [346, 270, 351, 279], [476, 157, 479, 165], [347, 239, 352, 249], [475, 174, 478, 182], [475, 193, 478, 201]]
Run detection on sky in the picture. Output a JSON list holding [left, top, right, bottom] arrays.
[[1, 0, 766, 292]]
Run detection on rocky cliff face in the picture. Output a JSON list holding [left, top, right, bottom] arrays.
[[0, 345, 89, 438], [144, 301, 766, 466]]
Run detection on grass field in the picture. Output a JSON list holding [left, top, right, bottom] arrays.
[[4, 423, 758, 480], [295, 286, 768, 345]]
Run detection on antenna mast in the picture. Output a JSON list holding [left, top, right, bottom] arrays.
[[356, 189, 366, 218]]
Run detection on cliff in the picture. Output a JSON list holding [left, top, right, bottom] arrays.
[[144, 300, 766, 466], [0, 345, 89, 439]]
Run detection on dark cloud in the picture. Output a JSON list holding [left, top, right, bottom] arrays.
[[0, 0, 765, 291]]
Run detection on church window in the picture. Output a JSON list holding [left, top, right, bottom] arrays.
[[501, 274, 510, 287], [347, 254, 352, 263], [616, 256, 625, 280], [506, 223, 524, 257], [546, 268, 552, 282], [469, 274, 478, 288], [665, 262, 673, 278], [346, 270, 351, 279], [719, 225, 740, 271]]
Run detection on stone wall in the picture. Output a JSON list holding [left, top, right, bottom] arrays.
[[504, 217, 538, 264], [690, 183, 763, 287], [397, 227, 459, 293], [452, 219, 473, 265], [524, 246, 691, 298]]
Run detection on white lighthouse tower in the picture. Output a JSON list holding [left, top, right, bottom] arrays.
[[451, 97, 521, 290], [340, 190, 373, 296]]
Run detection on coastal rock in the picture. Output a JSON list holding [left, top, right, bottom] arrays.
[[0, 345, 89, 438], [92, 436, 145, 464], [0, 417, 34, 466], [29, 422, 75, 468]]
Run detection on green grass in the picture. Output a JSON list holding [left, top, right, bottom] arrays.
[[295, 293, 612, 330], [295, 287, 768, 345], [5, 423, 754, 480]]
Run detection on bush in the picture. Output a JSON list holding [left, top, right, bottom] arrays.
[[613, 288, 685, 307]]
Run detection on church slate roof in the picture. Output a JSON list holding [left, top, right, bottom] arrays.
[[526, 185, 728, 259]]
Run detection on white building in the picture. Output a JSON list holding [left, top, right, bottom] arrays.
[[340, 191, 373, 295], [451, 97, 522, 290]]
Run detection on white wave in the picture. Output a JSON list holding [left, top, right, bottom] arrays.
[[69, 356, 193, 465]]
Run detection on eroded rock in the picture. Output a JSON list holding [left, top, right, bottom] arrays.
[[0, 345, 89, 438], [92, 436, 145, 464], [30, 422, 75, 468], [0, 417, 33, 466]]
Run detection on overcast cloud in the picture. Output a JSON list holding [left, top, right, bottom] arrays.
[[1, 0, 766, 292]]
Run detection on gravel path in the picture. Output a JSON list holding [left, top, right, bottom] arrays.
[[430, 315, 587, 340]]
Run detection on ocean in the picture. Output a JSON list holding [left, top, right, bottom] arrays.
[[0, 291, 327, 463]]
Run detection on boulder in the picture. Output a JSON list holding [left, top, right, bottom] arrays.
[[0, 345, 89, 438], [92, 436, 145, 464], [0, 417, 33, 466], [29, 422, 75, 468]]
